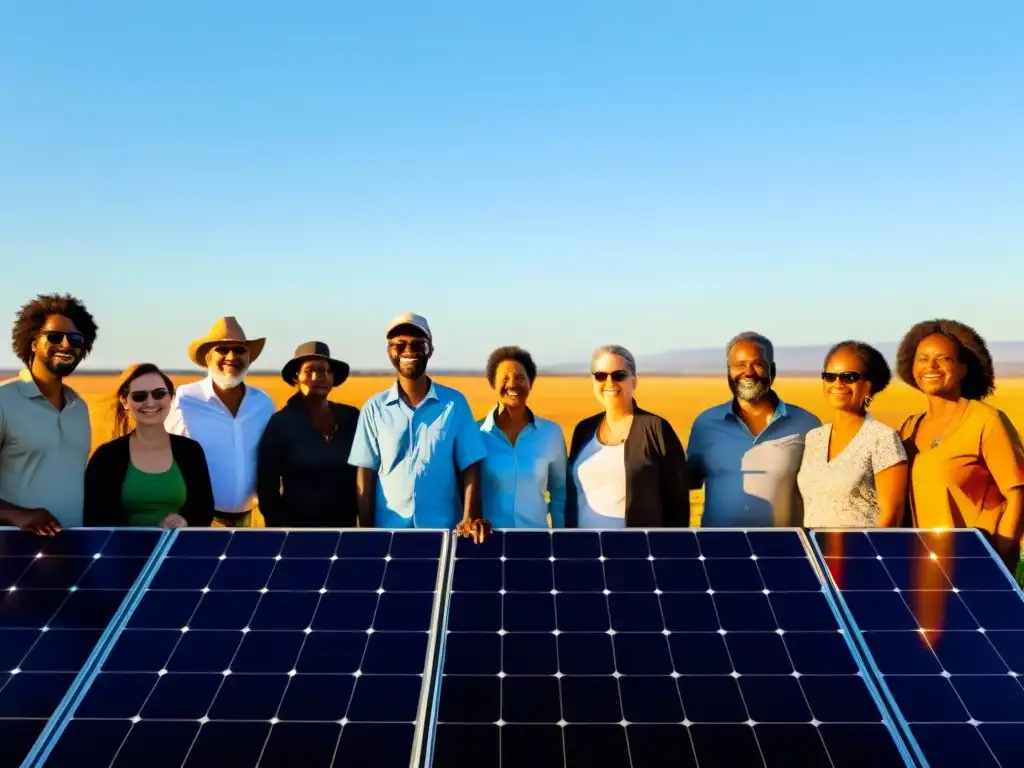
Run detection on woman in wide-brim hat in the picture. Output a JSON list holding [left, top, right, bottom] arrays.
[[280, 341, 350, 387], [256, 341, 360, 528]]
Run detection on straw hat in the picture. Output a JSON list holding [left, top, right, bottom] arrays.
[[281, 341, 350, 386], [188, 317, 266, 368]]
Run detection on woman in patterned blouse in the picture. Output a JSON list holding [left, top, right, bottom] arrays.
[[797, 341, 908, 528]]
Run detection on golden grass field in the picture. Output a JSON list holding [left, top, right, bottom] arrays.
[[69, 372, 1024, 528]]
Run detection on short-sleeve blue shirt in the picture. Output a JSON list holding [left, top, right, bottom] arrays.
[[347, 380, 488, 529], [478, 406, 568, 529], [687, 398, 821, 528]]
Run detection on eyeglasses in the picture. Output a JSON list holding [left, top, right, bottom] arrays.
[[41, 331, 84, 348], [389, 339, 429, 354], [128, 388, 171, 403], [214, 345, 248, 356], [593, 370, 629, 382], [821, 371, 864, 384]]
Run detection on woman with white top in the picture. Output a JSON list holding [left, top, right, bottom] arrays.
[[797, 341, 908, 528], [565, 345, 690, 528]]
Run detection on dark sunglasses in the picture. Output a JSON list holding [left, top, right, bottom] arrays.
[[821, 371, 864, 384], [41, 331, 84, 348], [389, 339, 429, 354], [214, 345, 248, 356], [593, 370, 630, 382], [128, 388, 171, 403]]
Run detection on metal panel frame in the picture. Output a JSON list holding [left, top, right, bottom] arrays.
[[24, 527, 452, 768], [420, 530, 458, 767], [805, 526, 1010, 768], [10, 526, 173, 768], [420, 527, 918, 768]]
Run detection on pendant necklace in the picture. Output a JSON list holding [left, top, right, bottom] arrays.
[[603, 416, 632, 445], [929, 401, 965, 448]]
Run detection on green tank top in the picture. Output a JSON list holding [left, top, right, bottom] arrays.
[[121, 460, 188, 526]]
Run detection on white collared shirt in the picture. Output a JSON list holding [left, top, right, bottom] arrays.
[[164, 376, 275, 513]]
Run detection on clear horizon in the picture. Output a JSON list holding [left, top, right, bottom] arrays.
[[3, 2, 1022, 371]]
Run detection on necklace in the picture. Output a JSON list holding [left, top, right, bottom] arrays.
[[602, 415, 633, 445], [928, 400, 966, 448]]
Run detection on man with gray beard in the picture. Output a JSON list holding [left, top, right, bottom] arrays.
[[165, 317, 275, 527], [686, 331, 820, 528]]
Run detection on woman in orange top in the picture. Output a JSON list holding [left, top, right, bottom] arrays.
[[896, 319, 1024, 565]]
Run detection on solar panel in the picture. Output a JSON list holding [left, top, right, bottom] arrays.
[[811, 528, 1024, 768], [35, 528, 449, 768], [0, 527, 165, 768], [425, 529, 914, 768]]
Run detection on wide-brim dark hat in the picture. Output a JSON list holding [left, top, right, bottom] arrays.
[[281, 341, 350, 387]]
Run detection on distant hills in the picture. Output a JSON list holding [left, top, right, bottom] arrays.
[[5, 341, 1024, 378], [545, 341, 1024, 376]]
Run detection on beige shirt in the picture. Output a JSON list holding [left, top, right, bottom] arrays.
[[0, 369, 91, 527]]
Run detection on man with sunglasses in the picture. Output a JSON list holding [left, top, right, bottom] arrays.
[[686, 331, 821, 529], [348, 312, 491, 542], [165, 317, 275, 527], [0, 293, 98, 534]]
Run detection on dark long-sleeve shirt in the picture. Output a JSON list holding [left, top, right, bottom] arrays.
[[256, 394, 360, 527]]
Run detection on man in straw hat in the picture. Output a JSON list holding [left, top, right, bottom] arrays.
[[348, 312, 492, 542], [165, 316, 275, 527]]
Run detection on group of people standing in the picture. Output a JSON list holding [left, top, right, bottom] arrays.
[[1, 293, 1022, 568]]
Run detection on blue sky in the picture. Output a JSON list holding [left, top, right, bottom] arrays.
[[1, 1, 1022, 371]]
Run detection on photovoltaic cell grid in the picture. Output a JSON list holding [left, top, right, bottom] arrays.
[[812, 528, 1024, 768], [36, 529, 448, 768], [0, 528, 164, 768], [426, 529, 913, 768]]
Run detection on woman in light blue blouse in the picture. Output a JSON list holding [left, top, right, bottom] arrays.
[[478, 346, 568, 528]]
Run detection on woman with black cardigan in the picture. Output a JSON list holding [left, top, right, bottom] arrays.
[[84, 363, 214, 528], [565, 345, 690, 528]]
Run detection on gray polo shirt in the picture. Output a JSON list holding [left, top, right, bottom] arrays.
[[0, 370, 91, 527], [687, 398, 821, 528]]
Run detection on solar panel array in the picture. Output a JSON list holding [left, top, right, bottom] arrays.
[[5, 525, 1023, 767], [812, 528, 1024, 768], [426, 529, 914, 768], [34, 529, 448, 768], [0, 528, 164, 768]]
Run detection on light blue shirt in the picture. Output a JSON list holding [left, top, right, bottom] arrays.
[[347, 380, 487, 529], [687, 397, 821, 528], [478, 407, 568, 528]]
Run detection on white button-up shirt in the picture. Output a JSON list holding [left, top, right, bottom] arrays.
[[164, 376, 275, 513]]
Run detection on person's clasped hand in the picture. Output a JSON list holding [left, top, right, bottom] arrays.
[[455, 517, 492, 544]]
